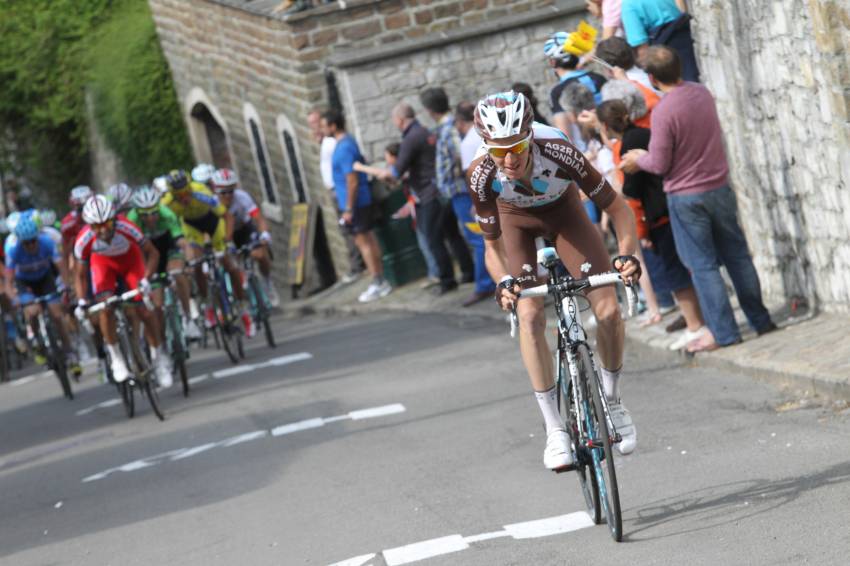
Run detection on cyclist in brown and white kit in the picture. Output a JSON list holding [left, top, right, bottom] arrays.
[[467, 91, 641, 470]]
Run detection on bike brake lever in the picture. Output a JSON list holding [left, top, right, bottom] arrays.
[[624, 284, 638, 319]]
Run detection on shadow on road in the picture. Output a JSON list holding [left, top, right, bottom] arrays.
[[625, 459, 850, 541]]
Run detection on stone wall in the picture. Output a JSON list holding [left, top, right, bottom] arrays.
[[689, 0, 850, 312], [147, 0, 575, 286], [331, 6, 586, 164]]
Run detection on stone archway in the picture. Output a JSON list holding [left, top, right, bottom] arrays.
[[184, 87, 234, 169]]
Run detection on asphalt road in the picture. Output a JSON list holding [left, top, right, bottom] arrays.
[[1, 312, 849, 566]]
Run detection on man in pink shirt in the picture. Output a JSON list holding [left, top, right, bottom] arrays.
[[620, 46, 775, 351]]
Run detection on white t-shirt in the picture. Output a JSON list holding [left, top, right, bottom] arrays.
[[460, 129, 482, 173], [320, 136, 337, 190]]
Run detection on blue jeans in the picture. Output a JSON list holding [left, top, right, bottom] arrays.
[[451, 193, 495, 293], [667, 186, 772, 345], [415, 223, 438, 279]]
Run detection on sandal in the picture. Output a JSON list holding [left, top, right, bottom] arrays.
[[686, 335, 720, 353], [638, 311, 663, 328]]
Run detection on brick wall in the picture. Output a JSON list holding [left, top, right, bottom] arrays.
[[690, 0, 850, 312]]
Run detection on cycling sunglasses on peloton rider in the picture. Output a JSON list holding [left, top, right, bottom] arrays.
[[485, 134, 532, 158], [137, 206, 160, 217], [215, 189, 235, 196]]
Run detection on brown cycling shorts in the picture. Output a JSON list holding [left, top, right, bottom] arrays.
[[499, 187, 612, 289]]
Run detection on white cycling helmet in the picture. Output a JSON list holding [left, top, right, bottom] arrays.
[[192, 163, 216, 185], [82, 195, 115, 225], [6, 211, 21, 232], [107, 183, 134, 211], [211, 168, 239, 190], [132, 185, 161, 209], [40, 209, 57, 227], [69, 185, 94, 208], [153, 175, 169, 195], [473, 91, 534, 142]]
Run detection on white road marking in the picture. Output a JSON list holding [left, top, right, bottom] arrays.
[[188, 374, 209, 385], [271, 417, 325, 436], [220, 430, 268, 447], [349, 404, 406, 420], [170, 443, 218, 461], [213, 364, 256, 379], [267, 352, 313, 366], [383, 535, 468, 565], [82, 403, 406, 483], [11, 376, 35, 386], [76, 399, 122, 416], [462, 531, 510, 543], [502, 512, 594, 539], [327, 554, 377, 566], [329, 511, 595, 566], [76, 352, 312, 416]]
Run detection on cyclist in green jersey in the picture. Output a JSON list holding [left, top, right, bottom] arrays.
[[127, 186, 201, 340]]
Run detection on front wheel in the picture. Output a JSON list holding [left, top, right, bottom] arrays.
[[211, 284, 238, 364], [559, 348, 600, 524], [582, 344, 622, 541], [45, 318, 73, 400]]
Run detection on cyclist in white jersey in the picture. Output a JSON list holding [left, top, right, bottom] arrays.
[[467, 91, 641, 470]]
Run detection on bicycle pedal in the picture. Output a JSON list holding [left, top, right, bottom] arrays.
[[551, 463, 576, 474]]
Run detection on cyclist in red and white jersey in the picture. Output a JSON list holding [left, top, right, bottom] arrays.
[[467, 91, 641, 470], [73, 196, 172, 387]]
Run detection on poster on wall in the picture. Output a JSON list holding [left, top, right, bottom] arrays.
[[288, 203, 316, 293]]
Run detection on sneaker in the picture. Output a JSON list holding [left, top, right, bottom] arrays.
[[609, 402, 636, 455], [184, 317, 202, 341], [266, 281, 281, 308], [341, 271, 362, 284], [110, 356, 131, 384], [242, 312, 256, 338], [544, 429, 574, 470], [154, 356, 172, 388], [668, 325, 708, 350], [358, 281, 392, 303]]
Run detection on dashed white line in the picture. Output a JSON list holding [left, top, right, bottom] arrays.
[[329, 511, 595, 565], [11, 376, 35, 387], [462, 531, 510, 543], [82, 403, 406, 483], [76, 352, 312, 416], [327, 554, 376, 566], [271, 417, 325, 437], [383, 535, 468, 565], [76, 399, 122, 416], [503, 512, 594, 539]]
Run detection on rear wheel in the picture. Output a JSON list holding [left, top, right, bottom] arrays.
[[46, 318, 73, 400], [129, 335, 164, 422], [251, 277, 276, 349], [212, 284, 238, 364], [166, 303, 190, 398], [582, 344, 622, 541]]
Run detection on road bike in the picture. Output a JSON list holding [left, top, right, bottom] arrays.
[[188, 245, 244, 364], [151, 271, 190, 397], [508, 247, 637, 542], [25, 290, 74, 400], [88, 288, 165, 421], [237, 241, 276, 349]]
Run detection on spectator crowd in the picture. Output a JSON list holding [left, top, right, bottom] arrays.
[[305, 0, 775, 352]]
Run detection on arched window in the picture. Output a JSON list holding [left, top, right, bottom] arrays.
[[243, 103, 282, 220], [276, 113, 308, 204], [184, 87, 235, 171]]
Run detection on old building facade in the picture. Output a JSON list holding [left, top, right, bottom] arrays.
[[149, 0, 850, 312]]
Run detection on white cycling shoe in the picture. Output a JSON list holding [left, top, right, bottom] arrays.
[[110, 356, 131, 384], [184, 317, 202, 340], [544, 429, 574, 470], [154, 356, 173, 389], [609, 402, 637, 455]]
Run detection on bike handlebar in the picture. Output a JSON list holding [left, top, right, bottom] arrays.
[[507, 271, 639, 338], [87, 288, 144, 314]]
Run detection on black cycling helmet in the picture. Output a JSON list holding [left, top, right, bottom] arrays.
[[166, 169, 190, 191]]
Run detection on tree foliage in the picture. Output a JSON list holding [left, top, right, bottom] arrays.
[[0, 0, 190, 205]]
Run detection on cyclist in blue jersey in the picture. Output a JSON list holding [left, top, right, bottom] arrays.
[[4, 215, 81, 376]]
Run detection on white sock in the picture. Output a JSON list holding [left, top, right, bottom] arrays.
[[534, 386, 564, 435], [106, 343, 121, 363], [150, 345, 165, 361], [600, 366, 621, 402]]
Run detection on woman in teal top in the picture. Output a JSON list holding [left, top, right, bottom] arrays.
[[621, 0, 699, 81]]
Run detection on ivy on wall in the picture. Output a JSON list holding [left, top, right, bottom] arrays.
[[0, 0, 190, 204]]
